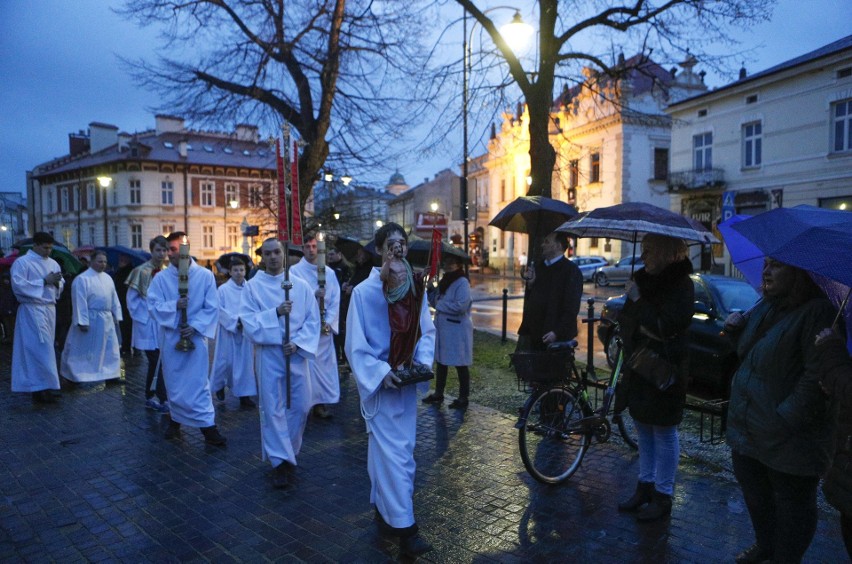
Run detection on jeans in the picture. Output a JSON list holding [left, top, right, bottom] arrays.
[[635, 421, 679, 495], [731, 451, 819, 563]]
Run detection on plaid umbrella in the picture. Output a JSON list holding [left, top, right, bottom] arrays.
[[556, 202, 719, 244]]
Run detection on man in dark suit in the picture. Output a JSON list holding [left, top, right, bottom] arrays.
[[517, 231, 583, 351]]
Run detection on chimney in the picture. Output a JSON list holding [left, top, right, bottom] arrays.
[[68, 130, 90, 157], [739, 64, 747, 80], [89, 122, 119, 153], [155, 114, 185, 135], [118, 132, 131, 152]]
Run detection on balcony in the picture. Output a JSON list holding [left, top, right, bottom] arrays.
[[667, 168, 725, 192]]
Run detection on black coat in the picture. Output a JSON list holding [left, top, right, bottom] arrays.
[[620, 259, 694, 426], [518, 256, 583, 350], [819, 337, 852, 514]]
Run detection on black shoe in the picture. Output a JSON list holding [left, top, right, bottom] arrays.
[[239, 397, 256, 408], [374, 510, 393, 535], [618, 481, 655, 512], [271, 463, 289, 489], [215, 388, 225, 402], [201, 426, 227, 446], [32, 390, 57, 404], [399, 533, 433, 557], [164, 421, 181, 440], [422, 393, 444, 405], [735, 543, 772, 564], [313, 404, 332, 419], [636, 490, 672, 521], [449, 398, 469, 409]]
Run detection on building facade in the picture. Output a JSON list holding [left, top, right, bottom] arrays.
[[0, 192, 28, 256], [28, 115, 277, 264], [387, 169, 462, 241], [667, 35, 852, 276], [480, 54, 706, 272]]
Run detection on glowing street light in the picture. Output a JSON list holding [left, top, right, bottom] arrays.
[[97, 176, 112, 245]]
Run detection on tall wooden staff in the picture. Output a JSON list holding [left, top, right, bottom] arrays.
[[276, 130, 292, 408]]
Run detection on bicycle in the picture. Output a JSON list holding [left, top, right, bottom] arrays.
[[511, 333, 637, 484]]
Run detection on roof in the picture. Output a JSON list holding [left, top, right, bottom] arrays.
[[556, 53, 676, 106], [33, 129, 277, 178], [670, 34, 852, 107]]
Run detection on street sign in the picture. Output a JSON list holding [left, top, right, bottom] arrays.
[[721, 191, 736, 223]]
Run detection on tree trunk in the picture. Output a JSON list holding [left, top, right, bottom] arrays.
[[525, 85, 556, 200]]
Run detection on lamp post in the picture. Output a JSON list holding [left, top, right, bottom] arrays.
[[224, 197, 238, 251], [463, 7, 532, 274], [97, 176, 112, 246]]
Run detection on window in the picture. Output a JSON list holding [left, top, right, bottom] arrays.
[[746, 94, 758, 104], [227, 225, 239, 249], [201, 181, 214, 207], [590, 152, 601, 183], [742, 121, 762, 168], [568, 160, 579, 188], [832, 99, 852, 153], [60, 187, 69, 212], [113, 225, 119, 246], [697, 109, 707, 117], [203, 225, 214, 248], [500, 179, 506, 201], [131, 225, 142, 249], [88, 224, 95, 245], [162, 224, 175, 237], [161, 180, 175, 205], [693, 132, 713, 170], [129, 180, 141, 205], [225, 183, 239, 208], [249, 185, 262, 208], [838, 68, 852, 79], [46, 189, 54, 213], [653, 148, 669, 180], [87, 183, 96, 209]]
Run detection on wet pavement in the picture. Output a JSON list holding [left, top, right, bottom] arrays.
[[0, 344, 846, 562]]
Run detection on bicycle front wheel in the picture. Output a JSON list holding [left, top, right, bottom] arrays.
[[518, 387, 591, 484]]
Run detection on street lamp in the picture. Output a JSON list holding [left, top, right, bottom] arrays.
[[463, 7, 532, 274], [223, 197, 238, 251], [97, 176, 112, 246]]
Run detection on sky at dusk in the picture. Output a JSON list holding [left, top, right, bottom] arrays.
[[0, 0, 849, 198]]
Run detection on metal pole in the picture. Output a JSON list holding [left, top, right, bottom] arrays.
[[103, 184, 109, 246], [501, 288, 508, 343], [585, 297, 595, 378], [462, 7, 470, 276]]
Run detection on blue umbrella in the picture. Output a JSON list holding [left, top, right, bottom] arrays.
[[718, 215, 763, 288], [731, 205, 852, 352], [97, 245, 151, 269]]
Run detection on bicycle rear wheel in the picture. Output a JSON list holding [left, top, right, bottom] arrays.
[[518, 387, 591, 484], [613, 409, 638, 450]]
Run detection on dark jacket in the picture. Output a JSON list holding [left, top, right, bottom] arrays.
[[818, 336, 852, 514], [518, 256, 583, 350], [620, 259, 694, 427], [726, 297, 837, 476]]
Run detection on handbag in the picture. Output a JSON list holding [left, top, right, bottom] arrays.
[[627, 320, 678, 391]]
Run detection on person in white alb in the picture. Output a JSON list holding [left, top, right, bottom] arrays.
[[210, 257, 257, 407], [147, 232, 226, 446], [240, 238, 320, 488], [10, 231, 65, 404], [60, 250, 122, 383]]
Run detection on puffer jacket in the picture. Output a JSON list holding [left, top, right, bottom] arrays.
[[726, 297, 838, 476], [819, 336, 852, 514], [619, 259, 694, 427]]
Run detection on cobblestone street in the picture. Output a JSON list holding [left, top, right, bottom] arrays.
[[0, 346, 845, 562]]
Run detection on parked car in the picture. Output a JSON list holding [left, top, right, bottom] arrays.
[[594, 256, 643, 286], [569, 255, 609, 282], [597, 273, 760, 397]]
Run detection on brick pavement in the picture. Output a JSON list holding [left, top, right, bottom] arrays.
[[0, 346, 845, 562]]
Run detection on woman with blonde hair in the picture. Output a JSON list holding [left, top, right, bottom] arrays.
[[616, 233, 694, 521]]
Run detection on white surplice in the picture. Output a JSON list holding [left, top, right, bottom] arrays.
[[147, 261, 219, 428], [240, 270, 320, 467], [290, 257, 341, 405], [344, 268, 435, 529], [60, 269, 123, 382], [210, 278, 257, 398], [10, 250, 64, 392]]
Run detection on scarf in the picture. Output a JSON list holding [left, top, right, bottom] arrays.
[[438, 268, 466, 296]]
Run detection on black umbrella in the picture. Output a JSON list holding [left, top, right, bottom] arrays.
[[334, 235, 369, 262], [216, 252, 254, 273], [489, 196, 578, 235], [363, 236, 469, 268]]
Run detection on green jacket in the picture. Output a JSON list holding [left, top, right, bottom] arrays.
[[726, 297, 837, 476]]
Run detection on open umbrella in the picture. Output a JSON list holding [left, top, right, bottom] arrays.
[[363, 236, 469, 268], [718, 215, 763, 288], [0, 249, 19, 268], [556, 202, 719, 244], [97, 245, 151, 269], [731, 205, 852, 352], [14, 244, 84, 275], [334, 235, 369, 262], [489, 196, 578, 235], [216, 252, 254, 274]]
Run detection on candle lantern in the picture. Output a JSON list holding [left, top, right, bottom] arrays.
[[176, 237, 195, 351]]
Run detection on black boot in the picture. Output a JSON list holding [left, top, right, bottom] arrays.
[[399, 533, 433, 557], [201, 425, 227, 446], [636, 490, 672, 521], [618, 481, 654, 512], [164, 420, 181, 440]]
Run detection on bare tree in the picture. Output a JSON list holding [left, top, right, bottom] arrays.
[[119, 0, 437, 209], [453, 0, 774, 200]]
